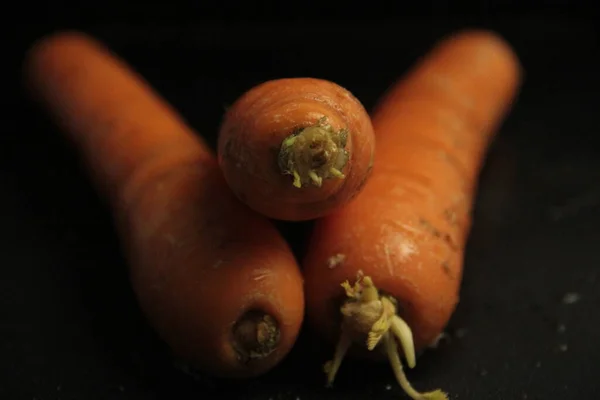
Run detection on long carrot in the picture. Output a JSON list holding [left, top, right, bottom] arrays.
[[217, 78, 375, 221], [302, 30, 522, 399], [23, 31, 305, 378]]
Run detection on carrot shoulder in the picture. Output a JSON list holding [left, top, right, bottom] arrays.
[[23, 31, 305, 378], [217, 78, 375, 221], [302, 30, 522, 398]]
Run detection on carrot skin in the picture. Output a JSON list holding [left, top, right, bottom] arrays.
[[23, 32, 305, 378], [217, 78, 375, 221], [303, 30, 522, 356]]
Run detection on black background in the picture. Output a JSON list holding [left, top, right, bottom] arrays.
[[3, 3, 600, 400]]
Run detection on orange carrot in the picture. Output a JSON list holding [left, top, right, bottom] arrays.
[[217, 78, 375, 221], [23, 31, 305, 378], [302, 30, 522, 399]]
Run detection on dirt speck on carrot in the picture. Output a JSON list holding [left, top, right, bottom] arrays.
[[419, 218, 458, 251], [443, 208, 458, 225], [441, 261, 455, 279]]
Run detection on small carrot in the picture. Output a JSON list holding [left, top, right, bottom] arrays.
[[217, 78, 375, 221], [302, 30, 522, 399], [23, 31, 305, 378]]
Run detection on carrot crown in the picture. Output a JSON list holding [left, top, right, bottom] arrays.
[[278, 117, 349, 188]]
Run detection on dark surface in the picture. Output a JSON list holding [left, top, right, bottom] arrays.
[[3, 16, 600, 400]]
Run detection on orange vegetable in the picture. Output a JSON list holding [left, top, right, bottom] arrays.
[[217, 78, 375, 221], [23, 31, 305, 378], [302, 30, 522, 399]]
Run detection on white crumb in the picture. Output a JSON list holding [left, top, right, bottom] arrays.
[[327, 253, 346, 269], [558, 344, 568, 352], [562, 292, 580, 304], [455, 328, 468, 338]]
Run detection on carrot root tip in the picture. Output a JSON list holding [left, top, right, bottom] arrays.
[[325, 273, 448, 400], [385, 334, 449, 400], [278, 117, 349, 189], [323, 332, 351, 387], [232, 310, 280, 364]]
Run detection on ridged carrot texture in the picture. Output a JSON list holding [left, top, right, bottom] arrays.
[[217, 78, 376, 221], [23, 32, 305, 378], [302, 30, 522, 399]]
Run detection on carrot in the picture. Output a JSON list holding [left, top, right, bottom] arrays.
[[23, 31, 305, 378], [217, 78, 376, 221], [302, 30, 522, 399]]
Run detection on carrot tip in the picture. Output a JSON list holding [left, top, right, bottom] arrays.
[[385, 334, 449, 400], [232, 310, 280, 364], [278, 116, 349, 189], [325, 273, 449, 400]]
